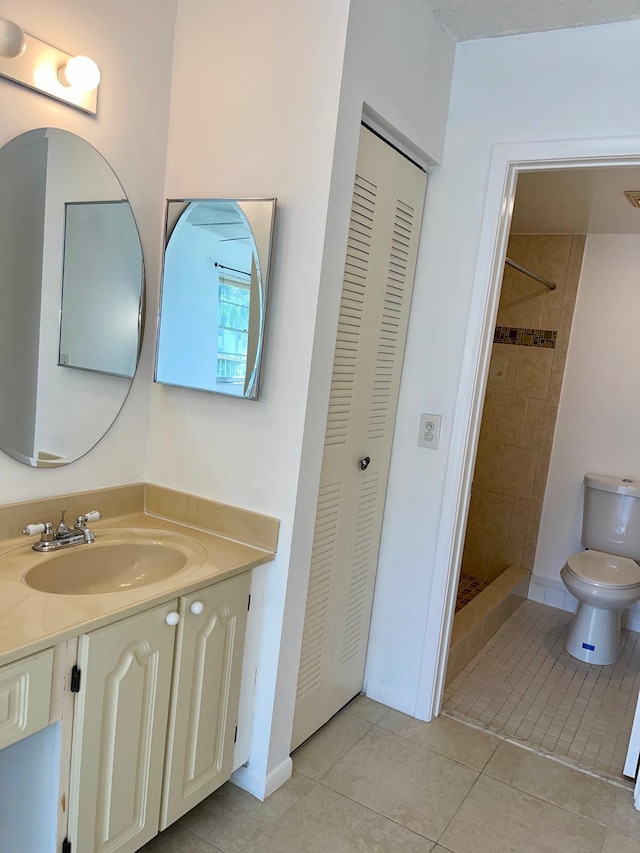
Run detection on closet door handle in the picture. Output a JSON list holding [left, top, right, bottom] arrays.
[[359, 456, 371, 471]]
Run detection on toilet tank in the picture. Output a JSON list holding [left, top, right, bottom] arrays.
[[582, 474, 640, 559]]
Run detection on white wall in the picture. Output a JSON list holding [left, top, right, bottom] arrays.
[[148, 0, 353, 796], [279, 0, 454, 785], [294, 0, 455, 719], [365, 21, 640, 718], [147, 0, 454, 795], [535, 235, 640, 581], [0, 0, 176, 497]]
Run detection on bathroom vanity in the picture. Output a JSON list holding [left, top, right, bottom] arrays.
[[0, 120, 283, 849], [0, 498, 276, 853]]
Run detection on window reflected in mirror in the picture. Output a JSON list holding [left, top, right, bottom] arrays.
[[155, 199, 276, 400]]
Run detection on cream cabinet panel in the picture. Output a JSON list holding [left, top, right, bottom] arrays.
[[69, 601, 177, 853], [0, 647, 54, 750], [161, 572, 251, 829]]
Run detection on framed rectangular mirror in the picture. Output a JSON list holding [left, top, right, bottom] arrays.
[[155, 198, 276, 400]]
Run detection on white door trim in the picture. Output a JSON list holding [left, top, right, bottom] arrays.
[[414, 135, 640, 722]]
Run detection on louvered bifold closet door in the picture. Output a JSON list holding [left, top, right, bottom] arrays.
[[293, 126, 426, 749]]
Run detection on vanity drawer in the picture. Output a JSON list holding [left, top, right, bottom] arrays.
[[0, 648, 54, 750]]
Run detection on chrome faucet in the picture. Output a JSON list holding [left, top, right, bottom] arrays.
[[23, 510, 101, 552]]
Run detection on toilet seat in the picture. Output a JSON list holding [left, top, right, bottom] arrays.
[[565, 550, 640, 589]]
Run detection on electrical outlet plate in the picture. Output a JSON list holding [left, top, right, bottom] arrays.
[[418, 413, 441, 449]]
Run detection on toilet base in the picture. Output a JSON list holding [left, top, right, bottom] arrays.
[[565, 603, 622, 664]]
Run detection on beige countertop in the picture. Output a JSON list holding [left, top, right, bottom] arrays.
[[0, 512, 274, 667]]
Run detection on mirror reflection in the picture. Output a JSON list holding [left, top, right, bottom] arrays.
[[59, 201, 142, 377], [0, 128, 144, 467], [155, 199, 276, 399]]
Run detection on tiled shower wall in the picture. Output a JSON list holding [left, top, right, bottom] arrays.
[[462, 234, 585, 583]]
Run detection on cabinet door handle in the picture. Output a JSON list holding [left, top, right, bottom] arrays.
[[165, 611, 180, 626], [359, 456, 371, 471], [190, 601, 204, 615]]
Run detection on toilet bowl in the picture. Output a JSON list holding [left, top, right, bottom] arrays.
[[559, 474, 640, 664], [561, 550, 640, 664]]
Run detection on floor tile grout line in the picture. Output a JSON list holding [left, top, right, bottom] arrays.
[[182, 776, 318, 853], [480, 760, 614, 827], [433, 766, 484, 845], [181, 823, 229, 853], [373, 712, 501, 774], [441, 709, 633, 792], [184, 823, 239, 853], [368, 716, 507, 775], [475, 773, 613, 835], [345, 707, 391, 727], [312, 775, 441, 846]]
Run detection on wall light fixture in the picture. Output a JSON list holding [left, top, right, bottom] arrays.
[[0, 18, 99, 114], [0, 18, 26, 59]]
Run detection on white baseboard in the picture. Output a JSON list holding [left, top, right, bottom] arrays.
[[363, 678, 416, 717], [231, 756, 293, 801]]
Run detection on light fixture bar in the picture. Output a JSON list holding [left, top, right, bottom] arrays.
[[0, 27, 98, 114]]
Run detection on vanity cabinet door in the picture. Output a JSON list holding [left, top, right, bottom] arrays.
[[69, 601, 178, 853], [160, 572, 251, 829]]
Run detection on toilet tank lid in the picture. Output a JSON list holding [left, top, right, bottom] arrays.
[[584, 473, 640, 497]]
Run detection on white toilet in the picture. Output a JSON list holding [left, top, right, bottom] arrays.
[[560, 474, 640, 665]]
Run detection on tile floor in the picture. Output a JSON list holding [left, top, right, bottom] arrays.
[[140, 693, 640, 852], [444, 600, 640, 781], [455, 572, 491, 612]]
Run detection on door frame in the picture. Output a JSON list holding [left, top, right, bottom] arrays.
[[414, 135, 640, 722]]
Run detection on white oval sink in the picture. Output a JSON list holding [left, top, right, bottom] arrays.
[[22, 531, 206, 595]]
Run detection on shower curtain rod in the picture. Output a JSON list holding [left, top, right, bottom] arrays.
[[505, 257, 557, 291]]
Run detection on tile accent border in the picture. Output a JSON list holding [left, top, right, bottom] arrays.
[[494, 326, 557, 348], [145, 483, 279, 552]]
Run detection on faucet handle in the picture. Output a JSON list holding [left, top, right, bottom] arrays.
[[23, 522, 54, 541], [75, 510, 101, 527], [23, 522, 47, 536]]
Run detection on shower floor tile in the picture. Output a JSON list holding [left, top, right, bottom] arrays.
[[444, 600, 640, 783], [456, 572, 491, 612]]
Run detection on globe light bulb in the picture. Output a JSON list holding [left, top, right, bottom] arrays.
[[0, 18, 26, 59], [57, 55, 100, 92]]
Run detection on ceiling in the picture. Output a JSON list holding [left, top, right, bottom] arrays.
[[425, 0, 640, 40], [511, 167, 640, 235]]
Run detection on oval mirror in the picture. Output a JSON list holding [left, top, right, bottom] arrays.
[[0, 128, 144, 467], [155, 199, 276, 399]]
